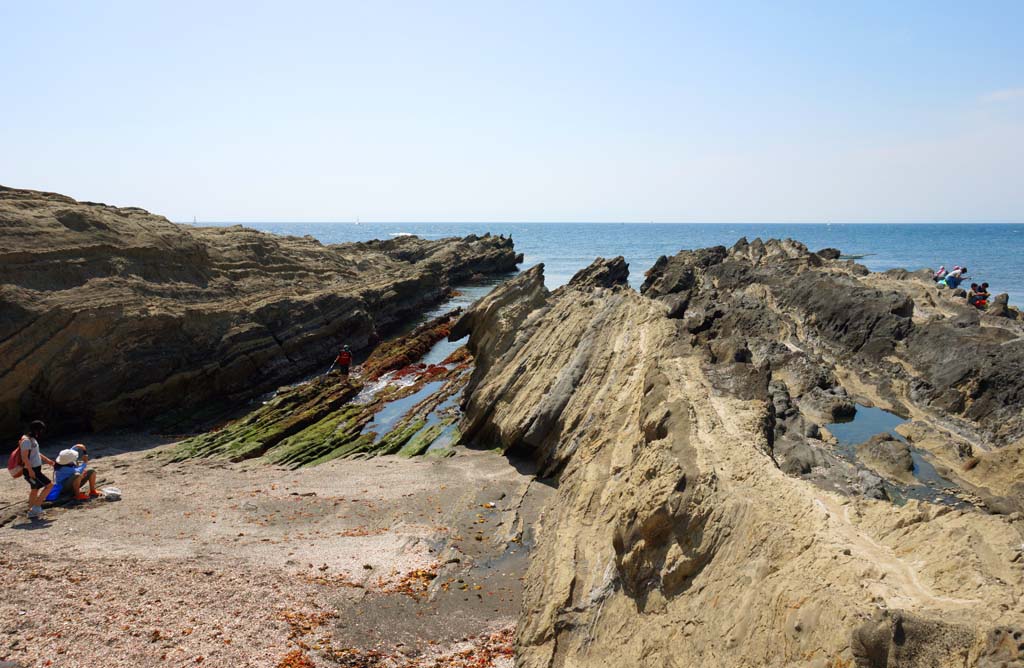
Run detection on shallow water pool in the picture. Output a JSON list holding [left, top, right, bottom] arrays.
[[828, 404, 968, 508]]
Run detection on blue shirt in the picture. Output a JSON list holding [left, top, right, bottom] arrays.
[[46, 462, 87, 502]]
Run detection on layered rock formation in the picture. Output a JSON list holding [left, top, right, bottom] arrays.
[[454, 240, 1024, 667], [0, 186, 518, 435], [171, 311, 469, 465]]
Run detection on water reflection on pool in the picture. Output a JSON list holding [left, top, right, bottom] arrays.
[[828, 404, 968, 508]]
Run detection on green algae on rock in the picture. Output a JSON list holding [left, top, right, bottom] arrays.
[[171, 310, 474, 467]]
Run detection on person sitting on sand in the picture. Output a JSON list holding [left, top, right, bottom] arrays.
[[20, 420, 55, 519], [47, 445, 100, 502]]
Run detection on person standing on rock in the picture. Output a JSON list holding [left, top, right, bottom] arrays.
[[20, 420, 55, 519], [335, 345, 353, 376]]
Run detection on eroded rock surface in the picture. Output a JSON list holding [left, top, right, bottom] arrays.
[[455, 240, 1024, 667], [857, 434, 915, 485], [0, 186, 518, 434]]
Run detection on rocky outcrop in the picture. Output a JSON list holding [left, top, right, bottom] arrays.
[[857, 434, 915, 485], [0, 186, 518, 435], [171, 311, 470, 466], [454, 243, 1024, 667], [566, 255, 629, 289]]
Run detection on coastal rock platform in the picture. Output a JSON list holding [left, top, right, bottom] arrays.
[[455, 239, 1024, 667], [0, 185, 518, 436]]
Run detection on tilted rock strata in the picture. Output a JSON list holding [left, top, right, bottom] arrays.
[[456, 245, 1024, 667], [171, 310, 470, 466], [0, 185, 517, 434]]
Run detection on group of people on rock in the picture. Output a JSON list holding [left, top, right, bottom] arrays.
[[933, 265, 992, 309], [10, 420, 102, 520]]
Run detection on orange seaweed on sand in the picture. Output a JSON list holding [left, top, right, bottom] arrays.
[[378, 563, 441, 599], [277, 649, 317, 668]]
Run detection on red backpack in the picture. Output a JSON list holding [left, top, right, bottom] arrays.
[[8, 437, 25, 479]]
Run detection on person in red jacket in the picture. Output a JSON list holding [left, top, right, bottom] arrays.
[[335, 345, 352, 375]]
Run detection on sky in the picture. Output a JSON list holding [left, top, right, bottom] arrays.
[[1, 1, 1022, 223]]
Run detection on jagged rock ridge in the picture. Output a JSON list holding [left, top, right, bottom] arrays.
[[455, 242, 1024, 667]]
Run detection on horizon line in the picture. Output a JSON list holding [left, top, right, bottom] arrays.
[[177, 220, 1024, 226]]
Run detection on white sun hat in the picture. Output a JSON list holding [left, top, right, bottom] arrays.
[[55, 449, 79, 466]]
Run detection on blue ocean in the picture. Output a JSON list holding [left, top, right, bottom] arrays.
[[228, 223, 1024, 305]]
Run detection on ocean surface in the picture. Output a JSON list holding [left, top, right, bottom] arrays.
[[215, 223, 1024, 305]]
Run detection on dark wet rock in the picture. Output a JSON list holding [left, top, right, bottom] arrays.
[[857, 469, 890, 500], [800, 386, 856, 422], [567, 256, 629, 289], [775, 434, 828, 475], [883, 268, 932, 281], [769, 380, 797, 421], [951, 308, 981, 327], [817, 247, 841, 260], [641, 246, 728, 297], [772, 279, 914, 358], [709, 338, 752, 364], [857, 434, 914, 484], [903, 323, 1024, 444], [852, 610, 981, 668]]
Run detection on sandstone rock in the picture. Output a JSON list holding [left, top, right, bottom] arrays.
[[454, 237, 1024, 666], [857, 433, 916, 485], [817, 247, 841, 260], [449, 263, 549, 403], [0, 185, 518, 434], [988, 292, 1016, 319]]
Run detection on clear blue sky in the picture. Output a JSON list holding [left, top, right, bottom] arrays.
[[1, 1, 1022, 222]]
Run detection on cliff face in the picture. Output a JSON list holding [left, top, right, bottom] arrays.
[[456, 241, 1024, 667], [0, 186, 518, 435]]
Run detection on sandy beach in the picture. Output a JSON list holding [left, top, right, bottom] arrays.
[[0, 432, 549, 667]]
